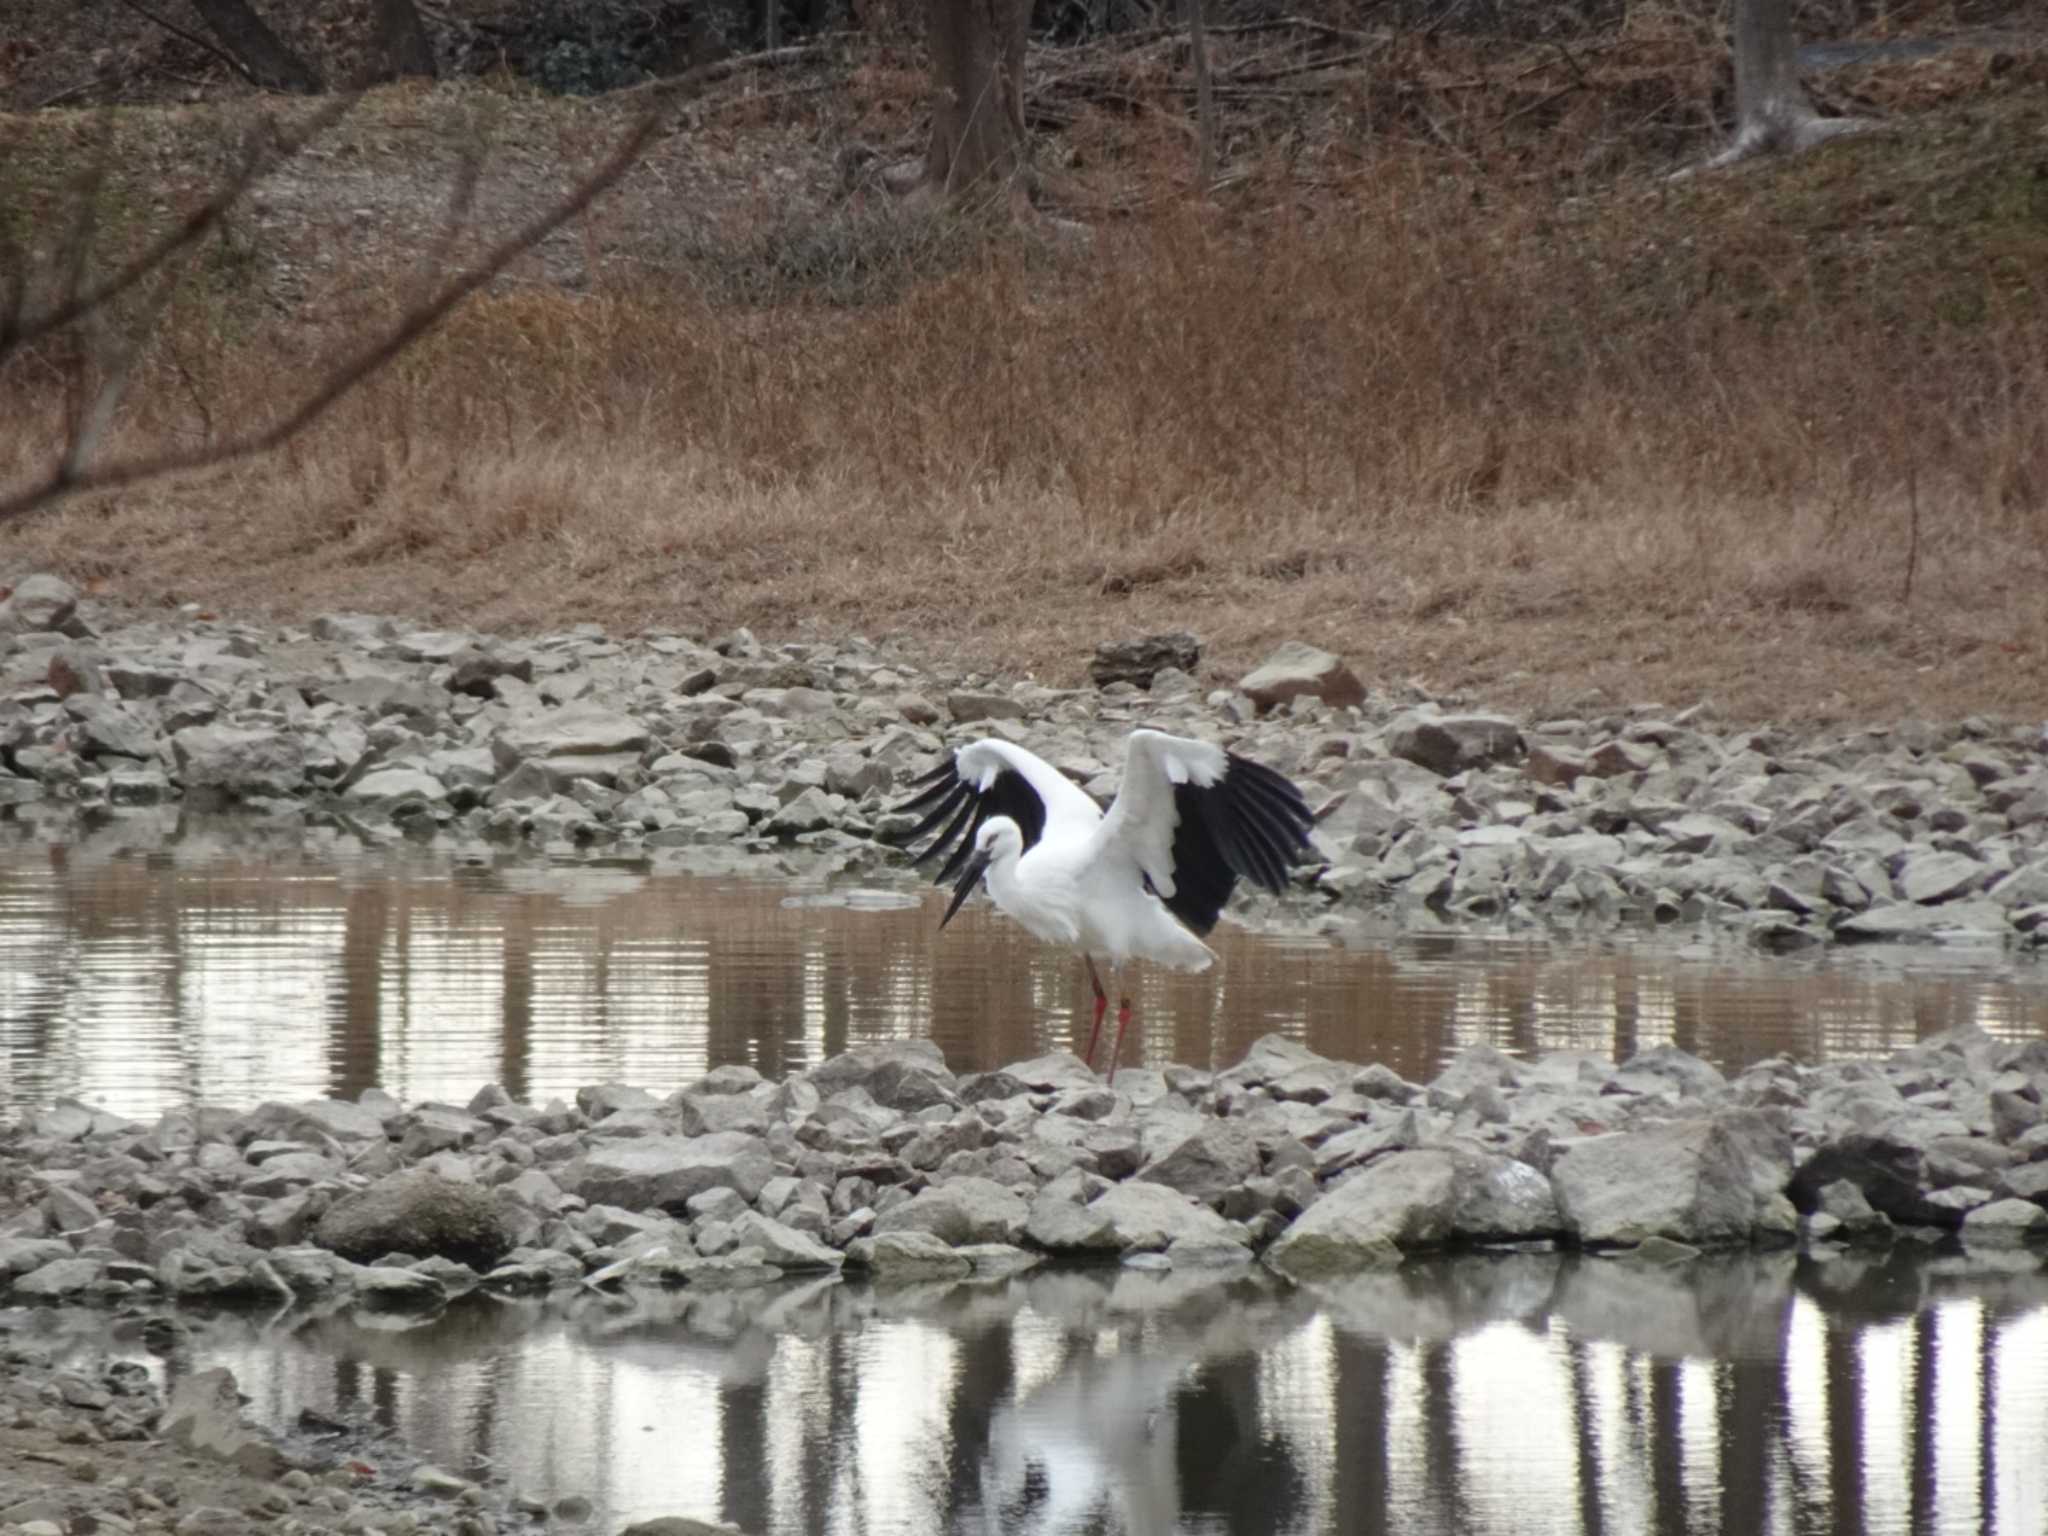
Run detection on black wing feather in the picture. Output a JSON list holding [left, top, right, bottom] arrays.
[[886, 751, 1050, 885], [1155, 751, 1315, 935]]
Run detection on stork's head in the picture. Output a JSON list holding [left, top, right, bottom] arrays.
[[940, 816, 1025, 928]]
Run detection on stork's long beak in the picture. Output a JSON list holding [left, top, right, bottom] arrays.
[[940, 848, 991, 928]]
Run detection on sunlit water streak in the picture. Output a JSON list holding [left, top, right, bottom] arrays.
[[6, 816, 2048, 1118]]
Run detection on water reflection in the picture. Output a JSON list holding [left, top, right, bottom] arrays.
[[5, 812, 2048, 1118], [24, 1248, 2046, 1536]]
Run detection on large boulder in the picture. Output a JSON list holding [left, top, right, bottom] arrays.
[[0, 573, 81, 634], [243, 1097, 389, 1144], [491, 702, 649, 788], [1552, 1113, 1793, 1247], [1788, 1131, 1954, 1227], [1386, 712, 1524, 777], [1076, 1180, 1246, 1254], [1136, 1117, 1260, 1207], [873, 1176, 1029, 1246], [171, 725, 307, 800], [314, 1171, 518, 1269], [154, 1231, 283, 1299], [1265, 1148, 1558, 1278], [810, 1039, 958, 1111], [1237, 642, 1366, 714]]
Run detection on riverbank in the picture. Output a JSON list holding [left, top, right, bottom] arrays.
[[4, 63, 2047, 728], [3, 573, 2047, 950], [5, 1021, 2048, 1531]]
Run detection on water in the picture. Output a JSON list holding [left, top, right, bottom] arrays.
[[16, 1247, 2048, 1535], [8, 813, 2048, 1535], [5, 812, 2048, 1119]]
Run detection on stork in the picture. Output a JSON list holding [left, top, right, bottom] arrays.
[[890, 729, 1315, 1080]]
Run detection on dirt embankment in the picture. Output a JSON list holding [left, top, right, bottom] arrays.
[[2, 7, 2046, 727]]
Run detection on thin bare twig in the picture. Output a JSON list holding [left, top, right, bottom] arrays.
[[0, 89, 686, 522], [110, 0, 258, 83], [1901, 466, 1920, 605]]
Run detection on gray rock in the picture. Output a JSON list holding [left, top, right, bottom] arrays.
[[848, 1230, 973, 1278], [1552, 1115, 1792, 1247], [1387, 712, 1524, 777], [1791, 1132, 1953, 1226], [354, 1266, 450, 1309], [1136, 1118, 1260, 1206], [171, 724, 306, 800], [1959, 1197, 2048, 1245], [728, 1211, 844, 1270], [1612, 1044, 1727, 1101], [1024, 1190, 1119, 1251], [1893, 849, 1987, 905], [492, 702, 648, 787], [11, 1256, 102, 1298], [0, 1235, 76, 1277], [873, 1176, 1029, 1246], [1091, 632, 1201, 689], [0, 573, 81, 634], [1265, 1148, 1559, 1277], [1001, 1051, 1104, 1094], [1239, 642, 1366, 714], [1836, 901, 2007, 943], [344, 766, 449, 807], [1084, 1180, 1246, 1254], [811, 1039, 958, 1111], [157, 1232, 279, 1298], [161, 1367, 287, 1477], [947, 689, 1025, 723], [246, 1096, 389, 1143], [314, 1170, 517, 1269], [560, 1133, 775, 1212]]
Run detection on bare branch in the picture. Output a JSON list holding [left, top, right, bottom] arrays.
[[110, 0, 259, 84], [0, 90, 361, 365], [0, 90, 685, 523]]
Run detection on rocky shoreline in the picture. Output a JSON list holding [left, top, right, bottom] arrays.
[[4, 573, 2048, 947], [7, 1020, 2048, 1532]]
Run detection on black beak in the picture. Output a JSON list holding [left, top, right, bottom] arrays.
[[940, 848, 991, 928]]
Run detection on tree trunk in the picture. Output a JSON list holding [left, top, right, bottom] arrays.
[[923, 0, 1031, 202], [1687, 0, 1874, 173], [373, 0, 437, 80], [187, 0, 324, 93]]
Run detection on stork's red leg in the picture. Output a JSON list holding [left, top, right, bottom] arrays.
[[1106, 996, 1132, 1085], [1082, 955, 1108, 1067]]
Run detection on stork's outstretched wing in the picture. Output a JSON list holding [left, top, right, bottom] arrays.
[[1094, 729, 1314, 934], [888, 738, 1103, 884]]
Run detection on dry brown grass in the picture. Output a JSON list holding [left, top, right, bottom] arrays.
[[4, 53, 2047, 726]]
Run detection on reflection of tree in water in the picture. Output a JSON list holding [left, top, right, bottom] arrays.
[[1174, 1350, 1306, 1536]]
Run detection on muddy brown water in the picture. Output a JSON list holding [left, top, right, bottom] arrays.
[[4, 817, 2048, 1118], [7, 817, 2048, 1535]]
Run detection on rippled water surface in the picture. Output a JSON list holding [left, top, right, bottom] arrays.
[[5, 812, 2048, 1118], [20, 1248, 2048, 1536]]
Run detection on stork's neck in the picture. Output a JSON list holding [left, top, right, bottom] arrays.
[[983, 842, 1027, 908]]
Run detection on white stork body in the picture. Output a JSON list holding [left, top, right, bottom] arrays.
[[891, 729, 1315, 1077]]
